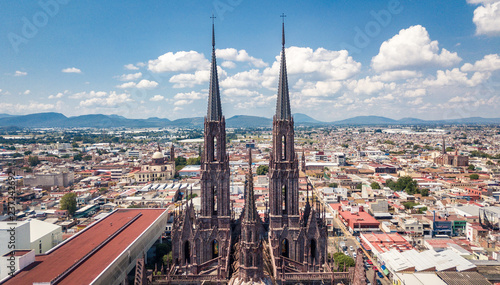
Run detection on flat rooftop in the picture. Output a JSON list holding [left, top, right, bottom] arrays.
[[3, 208, 167, 285]]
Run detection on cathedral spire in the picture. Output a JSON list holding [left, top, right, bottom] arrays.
[[244, 148, 256, 222], [276, 13, 291, 120], [207, 15, 222, 121]]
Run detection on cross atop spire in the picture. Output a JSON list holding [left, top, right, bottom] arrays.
[[207, 15, 222, 121], [276, 14, 291, 120]]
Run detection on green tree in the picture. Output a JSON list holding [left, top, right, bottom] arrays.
[[418, 206, 428, 214], [175, 156, 187, 167], [24, 150, 32, 156], [487, 160, 494, 166], [60, 192, 77, 216], [72, 142, 79, 148], [187, 193, 198, 200], [468, 164, 475, 171], [83, 155, 92, 161], [470, 174, 479, 180], [332, 252, 355, 269], [356, 184, 362, 190], [402, 201, 418, 209], [28, 156, 40, 166], [370, 182, 381, 189], [12, 152, 23, 158], [163, 252, 173, 266], [256, 165, 269, 175], [393, 176, 419, 195], [187, 156, 201, 165], [73, 153, 83, 161], [328, 183, 338, 188], [420, 188, 429, 197]]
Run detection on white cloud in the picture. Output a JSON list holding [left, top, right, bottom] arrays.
[[371, 25, 461, 72], [472, 2, 500, 35], [461, 54, 500, 72], [374, 70, 423, 82], [23, 90, 31, 95], [117, 72, 142, 81], [117, 79, 158, 89], [347, 77, 385, 95], [216, 48, 268, 68], [69, 91, 107, 99], [222, 88, 260, 97], [0, 102, 55, 113], [448, 96, 476, 103], [14, 71, 27, 76], [124, 63, 139, 70], [174, 100, 191, 106], [234, 94, 275, 109], [221, 69, 263, 89], [79, 92, 133, 107], [136, 79, 159, 89], [62, 67, 82, 73], [221, 61, 236, 69], [169, 70, 210, 88], [148, 51, 209, 73], [404, 89, 426, 97], [150, 95, 165, 101], [408, 97, 424, 105], [295, 80, 343, 97], [173, 91, 204, 100], [423, 68, 490, 87]]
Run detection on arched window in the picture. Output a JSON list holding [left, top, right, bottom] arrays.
[[213, 137, 218, 161], [281, 135, 287, 160], [310, 239, 317, 262], [212, 240, 219, 259], [282, 185, 287, 214], [281, 239, 289, 258], [184, 241, 191, 264], [212, 185, 217, 215]]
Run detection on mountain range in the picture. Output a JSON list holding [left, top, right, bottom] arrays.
[[0, 112, 500, 129]]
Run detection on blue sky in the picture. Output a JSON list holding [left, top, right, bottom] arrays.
[[1, 0, 500, 121]]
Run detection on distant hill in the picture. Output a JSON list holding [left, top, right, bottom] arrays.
[[0, 112, 499, 128], [292, 113, 323, 124], [333, 116, 398, 125], [227, 115, 272, 128]]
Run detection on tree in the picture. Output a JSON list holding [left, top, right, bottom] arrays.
[[83, 155, 92, 161], [420, 188, 429, 197], [60, 192, 77, 216], [418, 206, 428, 214], [468, 164, 475, 171], [402, 201, 418, 209], [256, 165, 269, 175], [356, 184, 362, 190], [73, 153, 83, 161], [328, 183, 338, 188], [187, 156, 201, 165], [470, 174, 479, 180], [175, 156, 187, 167], [391, 176, 419, 195], [332, 252, 355, 269], [370, 182, 381, 189], [28, 156, 40, 166], [12, 152, 23, 158], [487, 160, 494, 166], [24, 150, 32, 156], [187, 193, 198, 200]]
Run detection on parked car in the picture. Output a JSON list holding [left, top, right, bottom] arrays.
[[349, 246, 354, 251], [377, 272, 384, 278], [353, 252, 357, 258], [376, 279, 382, 285]]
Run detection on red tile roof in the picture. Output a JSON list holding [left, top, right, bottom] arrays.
[[4, 208, 166, 285]]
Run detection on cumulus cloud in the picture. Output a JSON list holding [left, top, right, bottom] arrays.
[[471, 1, 500, 35], [404, 89, 426, 97], [148, 51, 209, 73], [0, 102, 56, 113], [371, 25, 461, 72], [216, 48, 268, 68], [172, 91, 205, 106], [221, 69, 263, 89], [221, 61, 236, 69], [295, 80, 343, 97], [461, 54, 500, 72], [117, 72, 142, 81], [69, 91, 107, 99], [222, 88, 260, 97], [62, 67, 82, 73], [150, 95, 165, 101], [347, 77, 386, 95], [79, 92, 133, 107], [169, 70, 210, 88], [117, 79, 158, 89], [374, 70, 423, 82], [423, 68, 490, 87], [124, 63, 139, 70], [23, 90, 31, 95], [14, 71, 27, 76]]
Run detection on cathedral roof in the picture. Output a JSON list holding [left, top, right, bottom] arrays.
[[152, 151, 163, 159]]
